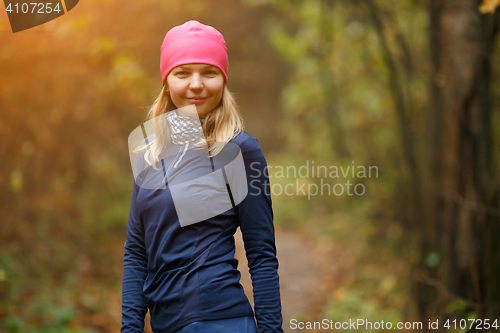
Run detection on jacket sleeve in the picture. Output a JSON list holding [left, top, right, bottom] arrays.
[[121, 179, 148, 333], [238, 137, 284, 333]]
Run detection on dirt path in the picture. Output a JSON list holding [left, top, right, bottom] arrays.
[[235, 226, 353, 333]]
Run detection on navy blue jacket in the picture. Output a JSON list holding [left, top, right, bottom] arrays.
[[121, 131, 284, 333]]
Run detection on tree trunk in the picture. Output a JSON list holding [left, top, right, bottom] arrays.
[[418, 0, 500, 325]]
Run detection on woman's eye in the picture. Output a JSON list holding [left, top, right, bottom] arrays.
[[176, 71, 188, 75], [205, 71, 217, 75]]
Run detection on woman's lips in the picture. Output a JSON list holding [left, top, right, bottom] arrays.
[[187, 98, 205, 104]]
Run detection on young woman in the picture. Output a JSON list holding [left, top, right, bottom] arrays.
[[121, 20, 284, 333]]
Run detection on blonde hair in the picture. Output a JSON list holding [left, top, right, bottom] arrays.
[[134, 84, 244, 171]]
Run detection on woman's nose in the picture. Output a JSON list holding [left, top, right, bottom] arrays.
[[189, 74, 204, 90]]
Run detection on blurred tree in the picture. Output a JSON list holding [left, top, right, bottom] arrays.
[[418, 0, 500, 325]]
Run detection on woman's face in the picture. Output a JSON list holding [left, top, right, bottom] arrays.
[[166, 63, 225, 118]]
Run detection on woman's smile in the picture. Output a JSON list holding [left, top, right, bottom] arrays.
[[187, 97, 206, 104]]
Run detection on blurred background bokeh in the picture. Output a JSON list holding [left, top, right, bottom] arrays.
[[1, 0, 499, 332]]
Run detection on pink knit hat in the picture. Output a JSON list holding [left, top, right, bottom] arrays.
[[160, 20, 228, 86]]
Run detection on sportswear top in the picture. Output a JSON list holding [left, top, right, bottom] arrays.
[[121, 130, 284, 333]]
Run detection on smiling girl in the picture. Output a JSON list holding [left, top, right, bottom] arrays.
[[167, 64, 223, 117], [120, 21, 284, 333]]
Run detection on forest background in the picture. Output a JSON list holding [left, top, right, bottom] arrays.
[[1, 0, 500, 332]]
